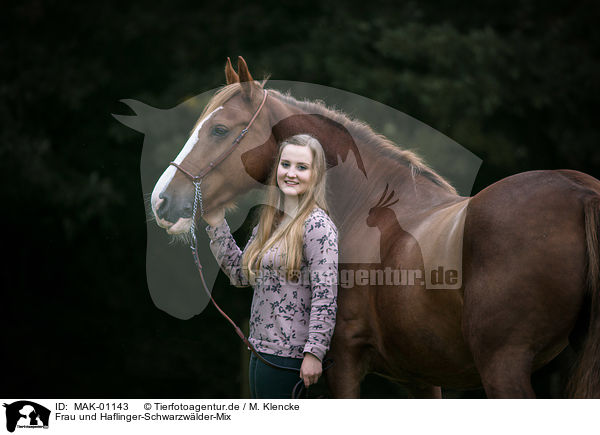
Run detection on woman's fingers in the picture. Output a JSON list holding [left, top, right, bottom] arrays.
[[300, 370, 322, 387], [302, 374, 314, 388]]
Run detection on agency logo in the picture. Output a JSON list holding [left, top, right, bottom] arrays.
[[115, 78, 481, 320], [3, 401, 50, 433]]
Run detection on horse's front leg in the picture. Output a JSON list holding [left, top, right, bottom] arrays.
[[324, 349, 364, 398], [324, 325, 372, 398]]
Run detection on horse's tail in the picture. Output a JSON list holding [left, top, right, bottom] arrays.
[[568, 196, 600, 398]]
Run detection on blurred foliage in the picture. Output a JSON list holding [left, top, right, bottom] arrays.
[[1, 0, 599, 398]]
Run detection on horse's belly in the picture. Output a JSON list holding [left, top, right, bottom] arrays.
[[373, 287, 481, 389]]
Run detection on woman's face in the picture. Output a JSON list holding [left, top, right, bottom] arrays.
[[276, 144, 314, 198]]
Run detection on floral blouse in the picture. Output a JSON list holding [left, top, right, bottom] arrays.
[[205, 207, 338, 361]]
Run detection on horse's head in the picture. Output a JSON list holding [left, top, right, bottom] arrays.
[[151, 57, 277, 234], [366, 184, 399, 227]]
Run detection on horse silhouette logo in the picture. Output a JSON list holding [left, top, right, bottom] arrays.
[[113, 78, 481, 318], [3, 401, 50, 433]]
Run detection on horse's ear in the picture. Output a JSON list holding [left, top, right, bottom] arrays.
[[237, 56, 256, 100], [225, 57, 239, 84]]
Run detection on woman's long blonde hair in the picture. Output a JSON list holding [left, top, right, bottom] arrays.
[[242, 134, 330, 282]]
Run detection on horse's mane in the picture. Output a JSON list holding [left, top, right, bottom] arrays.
[[202, 83, 456, 194], [269, 89, 456, 194]]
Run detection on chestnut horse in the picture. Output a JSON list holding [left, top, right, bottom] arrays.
[[151, 57, 600, 398]]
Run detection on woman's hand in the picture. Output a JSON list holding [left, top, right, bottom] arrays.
[[202, 208, 225, 227], [300, 352, 322, 388]]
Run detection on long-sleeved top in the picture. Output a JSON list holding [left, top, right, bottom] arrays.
[[205, 207, 338, 361]]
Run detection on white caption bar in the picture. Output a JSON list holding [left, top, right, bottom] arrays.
[[1, 399, 597, 434]]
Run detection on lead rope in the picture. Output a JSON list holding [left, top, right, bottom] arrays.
[[188, 180, 333, 399]]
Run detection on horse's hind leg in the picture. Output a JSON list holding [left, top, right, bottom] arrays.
[[464, 282, 539, 398], [474, 347, 536, 398], [462, 172, 590, 398], [462, 272, 552, 398], [464, 274, 577, 398]]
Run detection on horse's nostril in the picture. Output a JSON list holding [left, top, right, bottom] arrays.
[[157, 192, 170, 220]]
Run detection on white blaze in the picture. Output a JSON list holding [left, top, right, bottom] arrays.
[[151, 106, 223, 217]]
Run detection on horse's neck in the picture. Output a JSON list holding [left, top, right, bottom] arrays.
[[328, 146, 458, 225], [267, 93, 459, 226]]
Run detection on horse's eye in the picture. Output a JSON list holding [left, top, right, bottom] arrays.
[[212, 125, 229, 137]]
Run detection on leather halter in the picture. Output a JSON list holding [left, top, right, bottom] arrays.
[[169, 89, 268, 183]]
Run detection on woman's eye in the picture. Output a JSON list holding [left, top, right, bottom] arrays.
[[211, 125, 229, 137], [298, 165, 307, 170], [281, 162, 290, 168]]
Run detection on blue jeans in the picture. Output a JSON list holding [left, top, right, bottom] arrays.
[[249, 352, 304, 399]]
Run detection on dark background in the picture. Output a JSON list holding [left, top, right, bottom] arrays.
[[2, 0, 599, 398]]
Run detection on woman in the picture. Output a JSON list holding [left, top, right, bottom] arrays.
[[202, 134, 338, 399]]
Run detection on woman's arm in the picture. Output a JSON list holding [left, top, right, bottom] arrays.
[[205, 220, 258, 287], [302, 211, 339, 363]]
